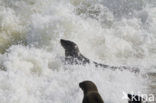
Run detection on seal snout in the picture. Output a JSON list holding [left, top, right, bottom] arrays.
[[60, 39, 66, 43], [60, 39, 71, 50], [79, 82, 83, 88], [60, 39, 77, 50], [60, 39, 66, 47]]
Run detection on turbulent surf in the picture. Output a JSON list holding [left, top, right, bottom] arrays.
[[0, 0, 155, 103]]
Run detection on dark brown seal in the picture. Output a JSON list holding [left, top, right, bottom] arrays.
[[60, 39, 140, 73], [79, 81, 104, 103]]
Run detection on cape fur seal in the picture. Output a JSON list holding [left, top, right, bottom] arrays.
[[79, 81, 104, 103], [60, 39, 139, 73]]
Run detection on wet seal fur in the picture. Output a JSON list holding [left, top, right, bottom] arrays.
[[79, 81, 104, 103], [60, 39, 140, 73]]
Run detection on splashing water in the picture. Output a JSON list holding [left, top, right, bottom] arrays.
[[0, 0, 156, 103]]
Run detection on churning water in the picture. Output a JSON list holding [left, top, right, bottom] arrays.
[[0, 0, 156, 103]]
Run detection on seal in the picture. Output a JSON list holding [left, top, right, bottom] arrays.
[[79, 80, 104, 103], [60, 39, 90, 65], [60, 39, 139, 73]]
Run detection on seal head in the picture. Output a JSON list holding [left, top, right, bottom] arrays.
[[79, 81, 98, 94], [60, 39, 80, 57], [79, 80, 104, 103], [60, 39, 90, 64]]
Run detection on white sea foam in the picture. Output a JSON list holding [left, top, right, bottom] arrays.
[[0, 0, 155, 103]]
